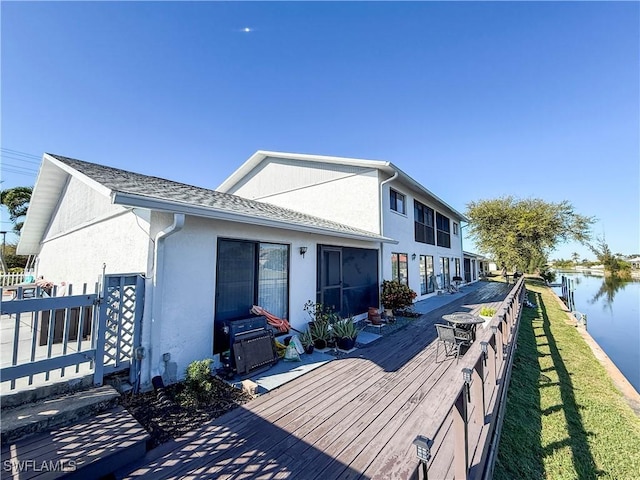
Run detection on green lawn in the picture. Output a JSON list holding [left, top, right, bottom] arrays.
[[494, 279, 640, 480]]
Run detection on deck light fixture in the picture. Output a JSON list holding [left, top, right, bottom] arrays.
[[413, 435, 431, 477], [462, 367, 473, 402], [480, 341, 488, 363], [299, 246, 308, 258]]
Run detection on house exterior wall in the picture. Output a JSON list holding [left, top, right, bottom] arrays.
[[141, 212, 380, 388], [36, 179, 151, 286], [223, 156, 468, 302], [226, 157, 381, 234], [380, 181, 465, 300], [46, 176, 125, 238]]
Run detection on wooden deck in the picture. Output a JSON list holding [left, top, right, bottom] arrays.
[[1, 406, 149, 479], [120, 282, 512, 480]]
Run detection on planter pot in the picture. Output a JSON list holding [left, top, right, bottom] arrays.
[[384, 308, 393, 318], [337, 337, 356, 351], [304, 344, 315, 354], [370, 314, 382, 325], [314, 339, 327, 350], [368, 307, 379, 321], [480, 315, 492, 328]]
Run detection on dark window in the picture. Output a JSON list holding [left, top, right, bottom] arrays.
[[436, 212, 451, 248], [214, 239, 289, 353], [390, 189, 406, 214], [414, 201, 435, 245], [391, 252, 409, 285], [419, 255, 435, 295], [317, 246, 379, 316]]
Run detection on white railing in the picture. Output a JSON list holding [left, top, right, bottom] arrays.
[[1, 273, 27, 287]]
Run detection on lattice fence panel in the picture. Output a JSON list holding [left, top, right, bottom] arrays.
[[101, 275, 144, 373]]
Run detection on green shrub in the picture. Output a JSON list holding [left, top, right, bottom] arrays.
[[480, 307, 497, 317], [381, 280, 417, 310], [178, 358, 215, 408]]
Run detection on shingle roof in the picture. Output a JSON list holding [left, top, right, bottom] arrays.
[[47, 154, 390, 242]]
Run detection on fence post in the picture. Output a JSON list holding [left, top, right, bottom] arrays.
[[453, 390, 469, 480], [93, 283, 107, 386]]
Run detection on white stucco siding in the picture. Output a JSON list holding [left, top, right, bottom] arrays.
[[381, 183, 465, 300], [36, 209, 151, 286], [46, 175, 125, 239], [229, 158, 381, 234], [144, 214, 380, 385]]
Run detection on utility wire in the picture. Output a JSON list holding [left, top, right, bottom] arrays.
[[2, 162, 38, 173], [1, 153, 41, 165], [0, 147, 41, 160]]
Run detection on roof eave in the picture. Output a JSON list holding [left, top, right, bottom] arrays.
[[218, 150, 468, 221], [216, 150, 392, 193], [112, 192, 397, 244]]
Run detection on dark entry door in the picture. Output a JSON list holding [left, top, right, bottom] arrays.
[[464, 258, 472, 283], [319, 247, 342, 312]]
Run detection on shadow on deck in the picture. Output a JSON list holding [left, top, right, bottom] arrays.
[[118, 281, 513, 479]]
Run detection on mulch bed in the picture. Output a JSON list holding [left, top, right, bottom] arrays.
[[120, 376, 253, 449]]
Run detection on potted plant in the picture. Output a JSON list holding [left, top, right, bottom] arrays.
[[303, 300, 339, 327], [381, 280, 417, 315], [310, 320, 330, 350], [299, 328, 315, 354], [479, 306, 496, 328], [332, 317, 359, 351]]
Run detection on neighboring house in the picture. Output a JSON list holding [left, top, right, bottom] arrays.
[[18, 154, 392, 388], [217, 151, 469, 301], [462, 251, 484, 282], [626, 256, 640, 269]]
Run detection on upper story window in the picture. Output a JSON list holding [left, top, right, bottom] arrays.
[[414, 200, 435, 245], [390, 189, 406, 215], [436, 212, 451, 248], [453, 222, 459, 235]]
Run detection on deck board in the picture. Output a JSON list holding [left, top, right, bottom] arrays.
[[2, 406, 148, 480], [120, 282, 512, 479]]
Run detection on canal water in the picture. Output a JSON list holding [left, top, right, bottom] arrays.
[[552, 271, 639, 392]]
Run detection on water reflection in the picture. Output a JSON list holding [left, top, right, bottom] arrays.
[[589, 275, 631, 310]]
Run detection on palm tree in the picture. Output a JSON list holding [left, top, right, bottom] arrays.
[[1, 186, 32, 233]]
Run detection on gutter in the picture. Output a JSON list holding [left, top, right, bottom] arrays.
[[378, 170, 399, 296], [149, 213, 185, 379]]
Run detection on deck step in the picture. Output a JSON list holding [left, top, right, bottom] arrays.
[[1, 405, 149, 479], [1, 385, 120, 445]]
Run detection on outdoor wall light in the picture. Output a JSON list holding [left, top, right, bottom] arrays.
[[299, 246, 308, 258], [490, 324, 498, 335], [411, 253, 416, 260]]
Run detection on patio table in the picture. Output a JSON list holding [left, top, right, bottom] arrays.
[[442, 312, 484, 341]]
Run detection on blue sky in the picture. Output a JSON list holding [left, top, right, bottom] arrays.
[[2, 1, 638, 261]]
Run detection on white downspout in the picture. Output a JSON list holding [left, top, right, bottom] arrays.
[[149, 213, 185, 379], [378, 171, 398, 304]]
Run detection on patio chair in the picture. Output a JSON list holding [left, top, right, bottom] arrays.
[[435, 324, 471, 363]]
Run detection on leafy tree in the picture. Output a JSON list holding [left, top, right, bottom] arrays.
[[588, 236, 630, 276], [2, 243, 28, 270], [465, 197, 594, 273], [1, 186, 32, 233]]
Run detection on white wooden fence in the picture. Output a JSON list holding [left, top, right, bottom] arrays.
[[0, 274, 144, 394]]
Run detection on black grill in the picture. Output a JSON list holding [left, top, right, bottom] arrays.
[[222, 316, 279, 376]]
